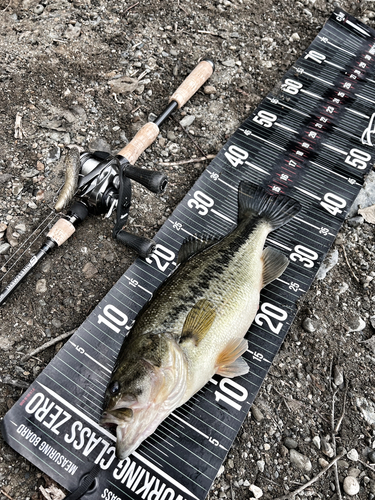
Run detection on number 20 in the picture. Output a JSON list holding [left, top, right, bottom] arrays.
[[255, 303, 287, 334]]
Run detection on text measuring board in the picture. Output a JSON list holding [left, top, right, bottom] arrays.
[[2, 8, 375, 500]]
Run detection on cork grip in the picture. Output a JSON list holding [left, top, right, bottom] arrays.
[[118, 122, 160, 165], [47, 218, 76, 246], [170, 60, 214, 109]]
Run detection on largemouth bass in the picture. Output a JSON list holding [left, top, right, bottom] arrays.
[[100, 181, 301, 459]]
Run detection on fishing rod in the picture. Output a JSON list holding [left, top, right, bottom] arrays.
[[0, 59, 215, 306]]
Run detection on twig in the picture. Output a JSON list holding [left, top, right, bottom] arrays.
[[20, 329, 76, 362], [342, 245, 359, 283], [358, 458, 375, 473], [171, 114, 207, 158], [159, 154, 215, 166], [271, 453, 345, 500], [334, 378, 348, 434], [0, 489, 15, 500], [124, 2, 139, 14]]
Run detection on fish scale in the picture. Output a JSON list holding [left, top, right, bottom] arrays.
[[2, 7, 375, 500]]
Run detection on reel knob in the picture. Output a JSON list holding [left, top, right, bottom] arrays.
[[115, 230, 156, 259]]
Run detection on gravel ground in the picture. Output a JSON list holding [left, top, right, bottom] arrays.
[[1, 0, 375, 499]]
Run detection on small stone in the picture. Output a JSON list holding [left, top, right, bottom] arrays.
[[319, 458, 329, 468], [52, 319, 62, 329], [36, 279, 47, 294], [312, 436, 321, 450], [216, 465, 224, 478], [249, 484, 263, 498], [348, 467, 361, 478], [46, 146, 61, 164], [256, 460, 265, 472], [321, 437, 334, 458], [179, 115, 195, 128], [264, 443, 270, 451], [347, 316, 366, 333], [316, 248, 339, 280], [333, 364, 344, 387], [347, 449, 359, 462], [302, 317, 315, 333], [343, 475, 360, 496], [34, 4, 44, 14], [368, 450, 375, 463], [357, 397, 375, 426], [0, 223, 7, 232], [284, 437, 298, 449], [204, 85, 217, 95], [0, 243, 11, 254], [290, 449, 312, 472], [88, 137, 111, 153], [83, 262, 98, 279], [14, 224, 26, 233], [221, 59, 236, 67], [289, 32, 300, 42], [64, 25, 81, 39], [251, 404, 264, 422]]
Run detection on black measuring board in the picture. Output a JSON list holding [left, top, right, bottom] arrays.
[[2, 7, 375, 500]]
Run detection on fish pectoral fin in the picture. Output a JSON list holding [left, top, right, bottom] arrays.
[[215, 338, 249, 377], [262, 247, 289, 288], [216, 356, 249, 378], [180, 299, 216, 346]]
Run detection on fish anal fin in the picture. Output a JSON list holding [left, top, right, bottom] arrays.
[[180, 299, 216, 346], [262, 247, 289, 288], [216, 338, 249, 378]]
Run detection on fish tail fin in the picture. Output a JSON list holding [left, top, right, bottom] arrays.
[[238, 181, 301, 230]]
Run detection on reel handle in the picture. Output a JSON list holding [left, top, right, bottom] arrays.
[[115, 230, 156, 259], [119, 162, 168, 194]]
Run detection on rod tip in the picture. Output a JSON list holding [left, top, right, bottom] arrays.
[[203, 59, 215, 72]]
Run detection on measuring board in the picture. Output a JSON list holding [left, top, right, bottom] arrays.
[[2, 7, 375, 500]]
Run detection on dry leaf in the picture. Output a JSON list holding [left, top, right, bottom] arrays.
[[39, 485, 66, 500], [358, 204, 375, 224]]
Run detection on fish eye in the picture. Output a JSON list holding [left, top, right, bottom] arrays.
[[108, 380, 120, 395]]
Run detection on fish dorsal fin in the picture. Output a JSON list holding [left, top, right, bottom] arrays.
[[262, 247, 289, 288], [180, 299, 216, 346], [216, 338, 249, 378], [177, 234, 220, 265]]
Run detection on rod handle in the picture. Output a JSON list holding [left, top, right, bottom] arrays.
[[117, 122, 159, 165], [170, 59, 215, 109]]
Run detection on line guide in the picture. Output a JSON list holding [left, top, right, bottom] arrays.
[[2, 7, 375, 500]]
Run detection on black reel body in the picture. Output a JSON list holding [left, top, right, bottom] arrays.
[[78, 151, 167, 258]]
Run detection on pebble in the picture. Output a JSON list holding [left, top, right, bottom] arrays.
[[0, 243, 10, 254], [284, 437, 298, 449], [357, 397, 375, 426], [302, 317, 315, 333], [368, 450, 375, 463], [250, 404, 264, 422], [290, 449, 312, 472], [348, 467, 361, 478], [179, 115, 195, 128], [36, 279, 47, 294], [316, 248, 339, 280], [88, 137, 111, 153], [321, 437, 334, 458], [15, 223, 26, 233], [221, 59, 237, 67], [0, 223, 7, 232], [204, 85, 216, 95], [347, 449, 359, 462], [319, 457, 329, 468], [34, 4, 44, 14], [348, 170, 375, 217], [289, 32, 300, 42], [46, 146, 61, 164], [256, 459, 265, 472], [312, 436, 321, 449], [83, 262, 98, 279], [249, 484, 263, 498], [333, 364, 344, 387], [343, 475, 360, 496], [347, 316, 366, 333]]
